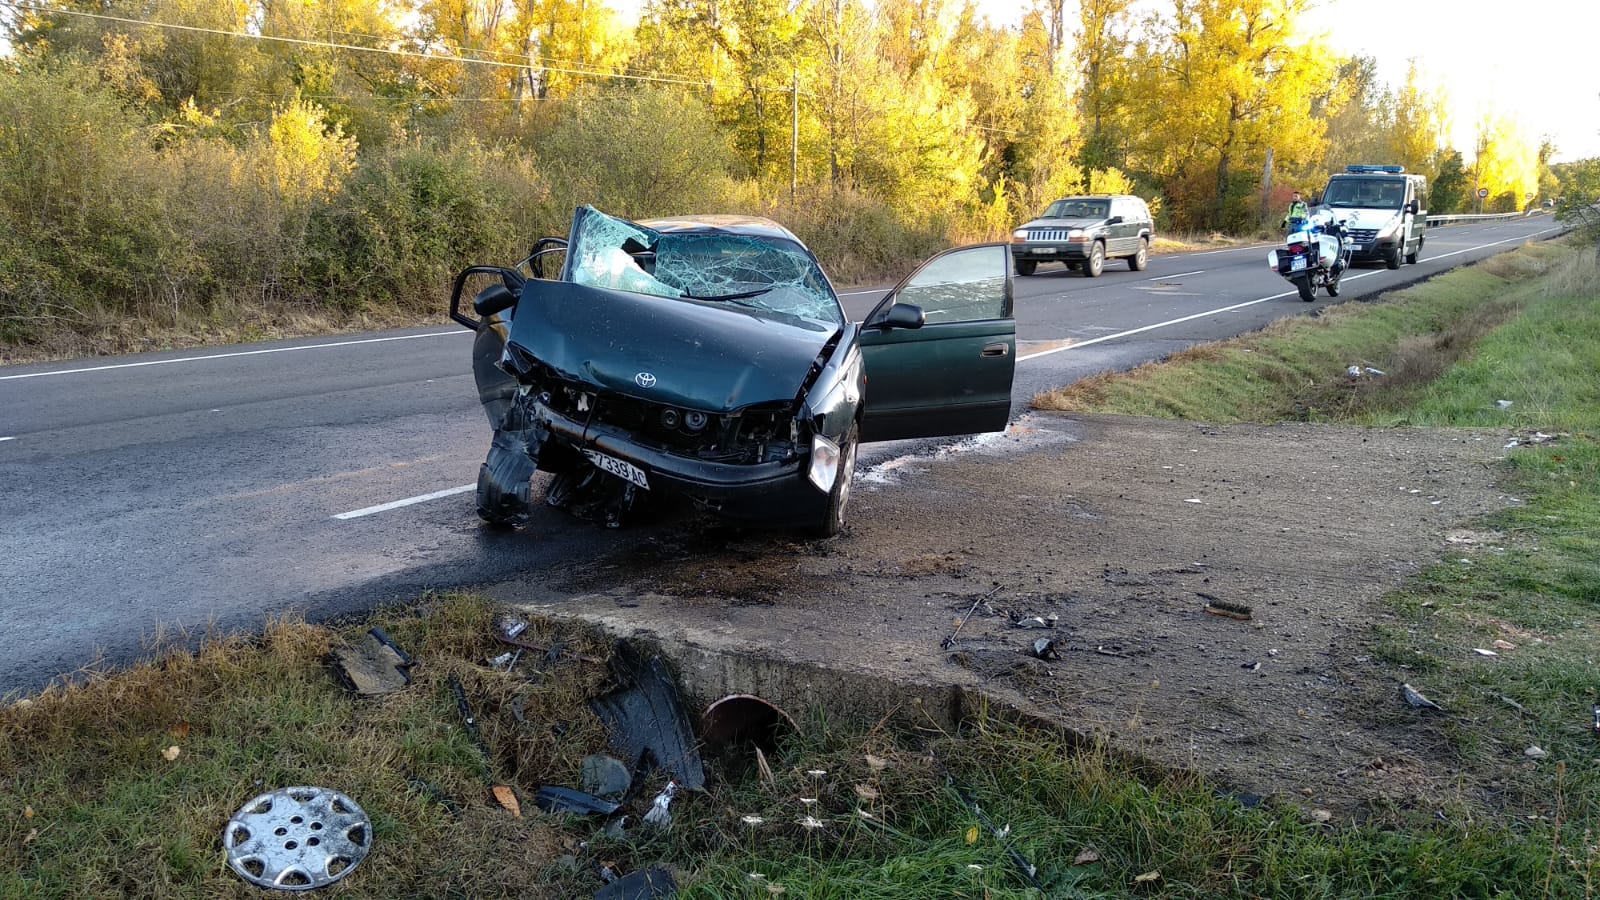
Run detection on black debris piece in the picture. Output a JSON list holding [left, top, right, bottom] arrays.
[[590, 643, 706, 791], [947, 779, 1042, 890], [533, 785, 622, 817], [594, 866, 677, 900], [333, 627, 413, 695], [1029, 638, 1059, 660], [449, 675, 494, 764]]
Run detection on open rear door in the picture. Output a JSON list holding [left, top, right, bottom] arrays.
[[857, 244, 1015, 443]]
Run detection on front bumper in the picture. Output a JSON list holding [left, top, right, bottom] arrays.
[[1012, 242, 1094, 262], [532, 400, 823, 514], [1344, 236, 1401, 261]]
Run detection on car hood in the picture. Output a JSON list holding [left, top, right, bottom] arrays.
[[1327, 207, 1403, 229], [1017, 216, 1106, 229], [504, 279, 837, 412]]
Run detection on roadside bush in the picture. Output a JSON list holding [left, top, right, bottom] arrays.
[[532, 85, 738, 220], [766, 186, 949, 285], [0, 63, 191, 342], [304, 140, 557, 312]]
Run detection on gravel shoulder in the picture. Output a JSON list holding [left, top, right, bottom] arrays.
[[488, 412, 1518, 814]]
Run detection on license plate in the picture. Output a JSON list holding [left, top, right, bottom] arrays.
[[1290, 255, 1307, 272], [1032, 246, 1057, 253], [584, 450, 650, 490]]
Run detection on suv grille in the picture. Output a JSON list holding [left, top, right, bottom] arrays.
[[1026, 228, 1078, 241]]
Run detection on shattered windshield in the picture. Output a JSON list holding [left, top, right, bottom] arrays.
[[1042, 198, 1109, 219], [565, 206, 843, 325]]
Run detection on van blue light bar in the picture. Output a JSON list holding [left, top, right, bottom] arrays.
[[1346, 165, 1405, 173]]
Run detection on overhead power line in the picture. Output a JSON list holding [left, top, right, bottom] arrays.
[[0, 0, 714, 88]]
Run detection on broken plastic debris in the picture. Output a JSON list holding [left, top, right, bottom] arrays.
[[593, 866, 677, 900], [1472, 648, 1498, 657], [1012, 614, 1056, 629], [333, 627, 413, 696], [1400, 683, 1445, 712], [1525, 745, 1549, 760], [1495, 400, 1514, 409], [1364, 367, 1386, 377], [591, 644, 706, 791], [948, 780, 1041, 888], [642, 780, 679, 829], [534, 786, 621, 817], [1200, 594, 1252, 620], [1346, 365, 1362, 379], [1030, 638, 1059, 660]]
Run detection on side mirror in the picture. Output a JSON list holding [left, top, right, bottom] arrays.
[[879, 302, 925, 330], [473, 283, 519, 317], [1405, 201, 1418, 215]]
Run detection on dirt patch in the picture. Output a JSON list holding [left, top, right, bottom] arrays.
[[486, 413, 1519, 816]]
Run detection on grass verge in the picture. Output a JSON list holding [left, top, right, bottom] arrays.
[[4, 596, 1593, 898]]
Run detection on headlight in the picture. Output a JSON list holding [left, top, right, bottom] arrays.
[[1011, 229, 1028, 241], [807, 434, 840, 492], [1067, 228, 1087, 242], [1377, 216, 1401, 238]]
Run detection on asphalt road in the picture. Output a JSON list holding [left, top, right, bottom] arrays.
[[0, 215, 1563, 693]]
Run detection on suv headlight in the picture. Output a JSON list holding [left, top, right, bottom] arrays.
[[1067, 228, 1087, 242], [1011, 229, 1028, 241]]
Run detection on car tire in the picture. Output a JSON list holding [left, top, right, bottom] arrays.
[[1326, 267, 1342, 297], [1292, 274, 1315, 302], [1084, 242, 1105, 277], [810, 424, 858, 538], [1405, 239, 1420, 265], [1384, 245, 1402, 269], [1014, 259, 1037, 277], [1128, 238, 1149, 271]]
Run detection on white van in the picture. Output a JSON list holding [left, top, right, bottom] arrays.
[[1316, 165, 1427, 269]]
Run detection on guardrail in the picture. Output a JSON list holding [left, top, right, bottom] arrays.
[[1426, 211, 1530, 227]]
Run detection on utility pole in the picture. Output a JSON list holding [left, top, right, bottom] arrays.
[[791, 67, 799, 206]]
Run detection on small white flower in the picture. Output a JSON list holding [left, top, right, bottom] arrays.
[[748, 872, 767, 881], [799, 816, 825, 830], [799, 797, 818, 806], [856, 808, 874, 819], [806, 769, 827, 777], [741, 815, 765, 826]]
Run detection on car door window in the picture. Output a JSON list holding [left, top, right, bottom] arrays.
[[888, 245, 1010, 325]]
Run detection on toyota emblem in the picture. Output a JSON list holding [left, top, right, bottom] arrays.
[[634, 372, 657, 388]]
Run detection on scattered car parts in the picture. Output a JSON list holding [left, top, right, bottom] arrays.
[[590, 644, 707, 792]]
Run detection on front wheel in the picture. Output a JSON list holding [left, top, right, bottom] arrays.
[[1084, 242, 1105, 278], [1384, 245, 1402, 270], [1405, 239, 1421, 265], [1291, 274, 1315, 302], [810, 424, 859, 538], [1014, 259, 1037, 277], [1128, 238, 1149, 271]]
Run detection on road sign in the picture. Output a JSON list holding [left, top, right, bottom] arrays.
[[1478, 188, 1490, 198]]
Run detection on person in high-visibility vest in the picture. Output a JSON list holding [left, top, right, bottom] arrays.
[[1281, 190, 1309, 229]]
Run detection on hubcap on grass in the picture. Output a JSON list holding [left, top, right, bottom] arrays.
[[223, 786, 371, 891]]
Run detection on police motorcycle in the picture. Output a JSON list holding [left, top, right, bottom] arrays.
[[1268, 209, 1351, 302]]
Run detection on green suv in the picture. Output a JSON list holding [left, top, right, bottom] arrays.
[[1010, 195, 1154, 277]]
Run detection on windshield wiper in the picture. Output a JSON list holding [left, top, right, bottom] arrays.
[[680, 287, 774, 302]]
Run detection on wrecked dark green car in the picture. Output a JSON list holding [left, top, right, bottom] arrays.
[[449, 206, 1016, 536]]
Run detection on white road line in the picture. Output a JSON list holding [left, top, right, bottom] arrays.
[[1017, 228, 1558, 363], [0, 436, 15, 442], [0, 330, 468, 381], [838, 288, 886, 296], [1151, 270, 1204, 280], [333, 484, 474, 520]]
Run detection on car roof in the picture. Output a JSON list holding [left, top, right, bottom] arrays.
[[637, 214, 803, 244], [1050, 194, 1141, 202]]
